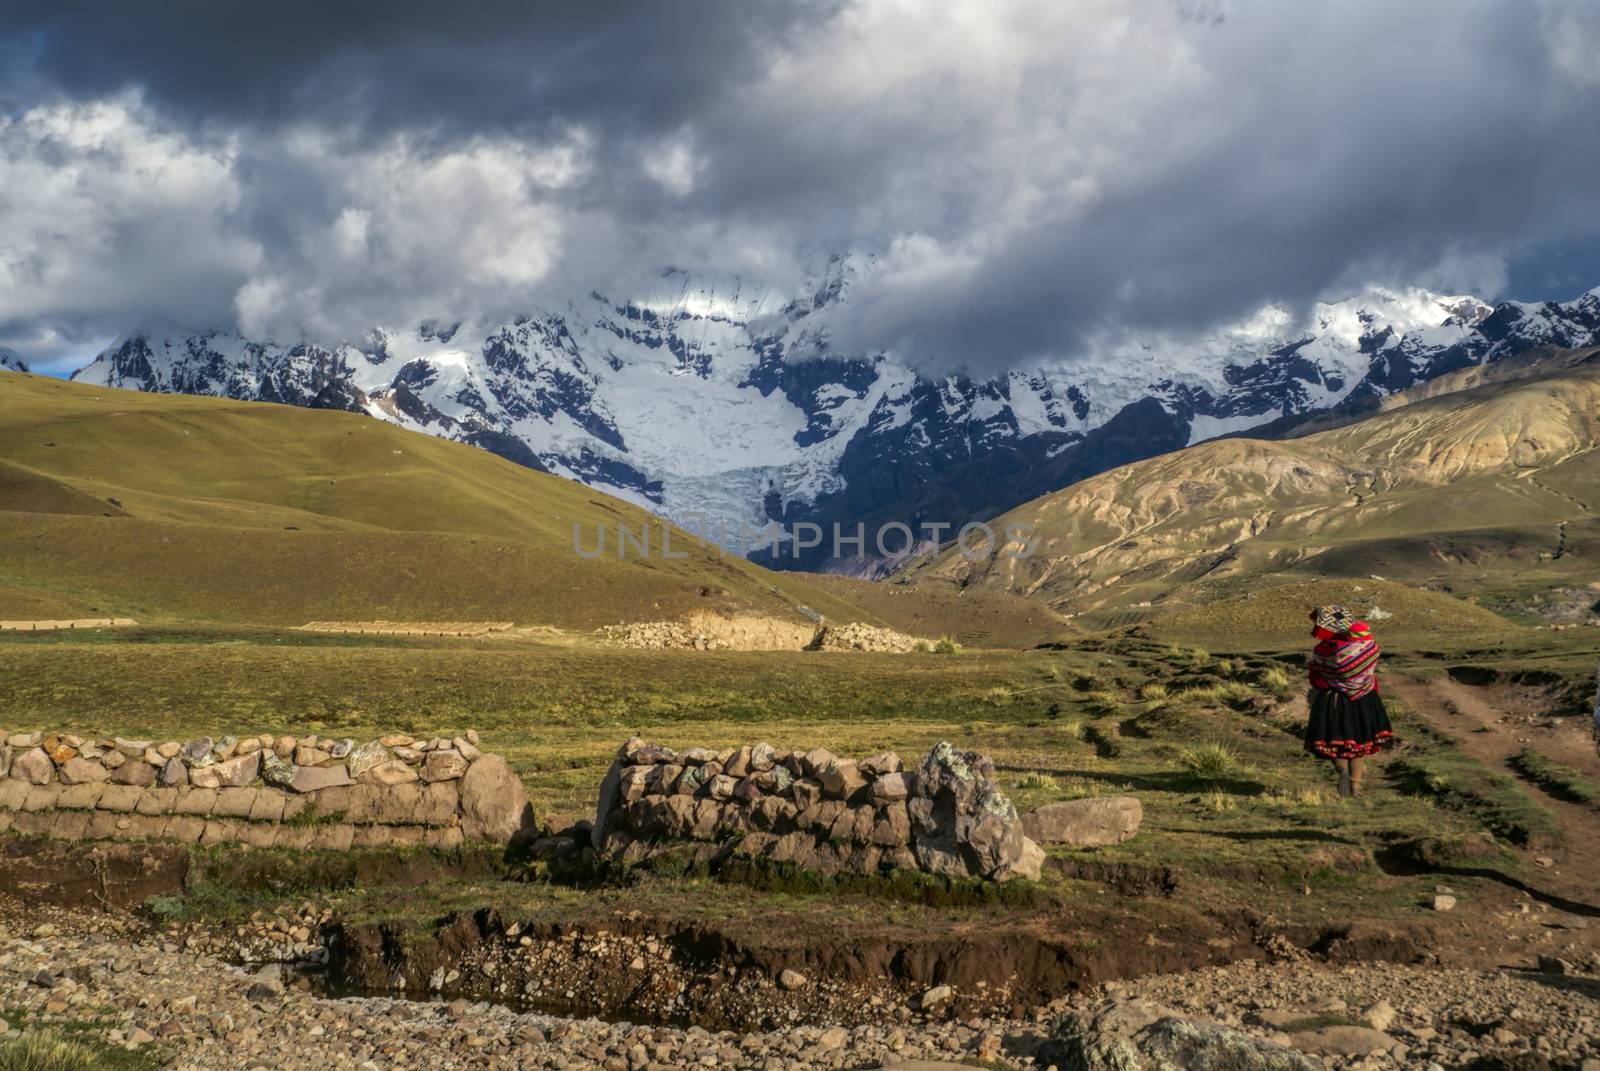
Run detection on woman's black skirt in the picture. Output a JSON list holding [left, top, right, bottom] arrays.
[[1304, 688, 1394, 759]]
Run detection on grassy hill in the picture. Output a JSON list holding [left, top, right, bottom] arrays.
[[911, 348, 1600, 635], [0, 371, 900, 630]]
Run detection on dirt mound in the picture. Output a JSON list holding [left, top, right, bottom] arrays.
[[0, 617, 136, 632], [596, 613, 929, 652], [597, 612, 819, 651], [812, 622, 927, 652]]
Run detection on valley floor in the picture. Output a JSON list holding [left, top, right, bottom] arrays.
[[2, 623, 1599, 1068]]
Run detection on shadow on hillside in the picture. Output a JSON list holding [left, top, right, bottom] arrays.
[[1375, 849, 1600, 918], [1213, 828, 1362, 845], [997, 763, 1266, 797]]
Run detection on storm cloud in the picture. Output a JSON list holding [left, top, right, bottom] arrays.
[[3, 0, 1599, 373]]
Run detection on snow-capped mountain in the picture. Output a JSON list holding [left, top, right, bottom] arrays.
[[0, 348, 29, 373], [67, 257, 1600, 572]]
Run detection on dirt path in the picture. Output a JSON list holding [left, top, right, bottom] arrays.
[[1388, 673, 1600, 913]]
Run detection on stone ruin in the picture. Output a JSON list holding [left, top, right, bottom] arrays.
[[590, 738, 1043, 881], [0, 728, 532, 848]]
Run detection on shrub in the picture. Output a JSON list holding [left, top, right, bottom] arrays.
[[1203, 791, 1237, 813], [1257, 665, 1294, 696], [931, 637, 960, 655], [0, 1032, 126, 1071], [1136, 681, 1170, 703], [1017, 771, 1058, 790], [1177, 741, 1249, 782]]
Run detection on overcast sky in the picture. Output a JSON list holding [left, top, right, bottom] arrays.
[[3, 0, 1600, 374]]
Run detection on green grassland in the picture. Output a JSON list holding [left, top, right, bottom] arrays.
[[0, 625, 1532, 893], [0, 372, 862, 630], [0, 368, 1585, 945]]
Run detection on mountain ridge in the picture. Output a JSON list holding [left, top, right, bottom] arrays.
[[911, 347, 1600, 625], [59, 261, 1600, 573]]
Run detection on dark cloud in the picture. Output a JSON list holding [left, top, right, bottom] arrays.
[[1, 1, 832, 140], [3, 0, 1600, 375]]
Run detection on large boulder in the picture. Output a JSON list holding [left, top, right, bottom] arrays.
[[1043, 999, 1319, 1071], [1023, 796, 1143, 847], [460, 754, 532, 842]]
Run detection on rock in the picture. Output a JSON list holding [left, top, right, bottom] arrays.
[[724, 746, 754, 779], [11, 748, 54, 785], [591, 759, 625, 850], [1287, 1025, 1395, 1056], [423, 749, 471, 782], [819, 760, 866, 800], [1022, 797, 1143, 846], [954, 784, 1025, 877], [1538, 954, 1575, 975], [708, 774, 738, 800], [869, 772, 910, 803], [160, 757, 189, 788], [112, 738, 151, 757], [348, 741, 391, 780], [859, 751, 903, 777], [289, 764, 353, 794], [1361, 1000, 1397, 1032], [790, 778, 823, 810], [212, 752, 260, 788], [915, 741, 995, 807], [364, 759, 420, 786], [749, 742, 777, 772], [188, 764, 222, 789], [58, 757, 110, 784], [651, 763, 685, 794], [181, 738, 215, 767], [1045, 999, 1319, 1071], [1431, 894, 1457, 912], [920, 985, 954, 1010], [110, 760, 158, 787], [294, 745, 332, 767], [260, 752, 295, 787], [995, 835, 1045, 882], [801, 746, 837, 777], [815, 1026, 848, 1051], [460, 754, 533, 842], [43, 735, 76, 764], [778, 969, 808, 991], [870, 802, 912, 846]]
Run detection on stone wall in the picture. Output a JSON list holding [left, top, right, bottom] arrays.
[[591, 739, 1042, 881], [0, 729, 532, 848]]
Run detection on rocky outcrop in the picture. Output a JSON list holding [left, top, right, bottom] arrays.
[[1043, 998, 1319, 1071], [1023, 797, 1143, 847], [591, 738, 1042, 881], [0, 728, 533, 848]]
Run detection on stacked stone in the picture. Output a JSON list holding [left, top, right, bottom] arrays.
[[592, 739, 1041, 881], [0, 729, 531, 847]]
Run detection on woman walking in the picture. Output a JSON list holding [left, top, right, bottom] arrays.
[[1305, 605, 1394, 797]]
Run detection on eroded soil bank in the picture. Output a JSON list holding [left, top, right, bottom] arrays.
[[321, 903, 1429, 1031], [0, 832, 1437, 1032]]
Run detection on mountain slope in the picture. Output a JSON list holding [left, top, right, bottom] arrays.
[[913, 349, 1600, 624], [0, 371, 883, 629], [64, 257, 1600, 572]]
